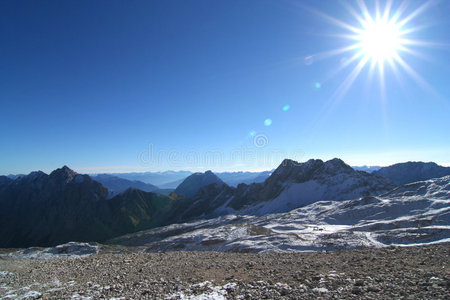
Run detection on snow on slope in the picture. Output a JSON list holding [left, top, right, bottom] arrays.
[[109, 176, 450, 252], [227, 169, 395, 216], [173, 158, 396, 222], [2, 242, 99, 260]]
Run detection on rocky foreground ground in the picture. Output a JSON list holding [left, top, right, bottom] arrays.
[[0, 244, 449, 299]]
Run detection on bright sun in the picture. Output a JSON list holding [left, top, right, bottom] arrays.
[[357, 19, 403, 63], [306, 0, 435, 99]]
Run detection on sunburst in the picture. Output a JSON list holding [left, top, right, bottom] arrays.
[[307, 0, 437, 100]]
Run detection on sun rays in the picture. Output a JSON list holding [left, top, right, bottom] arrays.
[[307, 0, 437, 101]]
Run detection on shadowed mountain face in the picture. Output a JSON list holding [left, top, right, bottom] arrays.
[[373, 162, 450, 185], [0, 167, 173, 248], [173, 171, 225, 198]]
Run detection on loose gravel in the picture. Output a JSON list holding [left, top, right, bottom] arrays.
[[0, 244, 449, 299]]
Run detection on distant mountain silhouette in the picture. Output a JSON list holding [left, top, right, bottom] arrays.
[[110, 171, 192, 188], [173, 170, 225, 198], [103, 170, 272, 189], [373, 161, 450, 185], [92, 174, 159, 195], [216, 170, 272, 187]]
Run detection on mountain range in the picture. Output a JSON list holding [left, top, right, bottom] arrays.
[[216, 170, 272, 187], [107, 171, 193, 188], [108, 170, 271, 189], [93, 161, 449, 190], [1, 159, 449, 249], [110, 175, 450, 252], [166, 158, 395, 224]]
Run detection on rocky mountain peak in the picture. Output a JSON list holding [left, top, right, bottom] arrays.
[[320, 158, 354, 174], [12, 171, 49, 189], [49, 166, 79, 184], [279, 158, 299, 167], [268, 158, 323, 184], [269, 158, 356, 184]]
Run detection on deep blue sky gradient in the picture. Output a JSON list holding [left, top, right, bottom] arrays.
[[1, 0, 449, 174]]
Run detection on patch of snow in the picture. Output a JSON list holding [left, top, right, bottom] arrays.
[[166, 281, 235, 300], [20, 291, 42, 299], [312, 287, 329, 293], [4, 242, 98, 260], [71, 293, 93, 299]]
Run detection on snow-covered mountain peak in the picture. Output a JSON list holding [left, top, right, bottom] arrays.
[[267, 158, 356, 186]]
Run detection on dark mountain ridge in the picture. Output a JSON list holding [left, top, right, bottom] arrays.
[[0, 167, 173, 248]]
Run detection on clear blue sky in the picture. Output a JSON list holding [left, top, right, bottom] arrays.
[[1, 0, 449, 174]]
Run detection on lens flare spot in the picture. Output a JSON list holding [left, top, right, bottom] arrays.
[[249, 130, 256, 137], [315, 82, 321, 89], [264, 119, 272, 126], [282, 105, 290, 111], [304, 56, 314, 66]]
